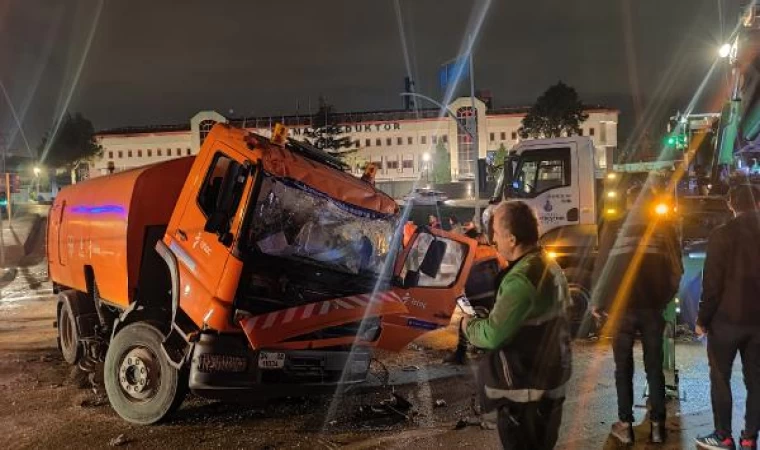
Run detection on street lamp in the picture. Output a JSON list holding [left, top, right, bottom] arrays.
[[719, 43, 732, 58], [33, 166, 40, 177]]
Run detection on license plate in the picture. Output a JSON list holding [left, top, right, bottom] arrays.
[[258, 352, 286, 369]]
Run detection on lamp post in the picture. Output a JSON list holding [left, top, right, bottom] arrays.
[[422, 152, 431, 183], [33, 166, 41, 202]]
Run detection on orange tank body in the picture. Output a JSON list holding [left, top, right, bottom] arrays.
[[48, 157, 195, 308]]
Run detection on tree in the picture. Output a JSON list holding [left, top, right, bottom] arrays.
[[489, 143, 508, 179], [519, 81, 589, 139], [302, 97, 355, 158], [39, 112, 102, 183], [431, 140, 452, 183]]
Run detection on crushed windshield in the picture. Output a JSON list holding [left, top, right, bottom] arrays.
[[244, 173, 396, 276]]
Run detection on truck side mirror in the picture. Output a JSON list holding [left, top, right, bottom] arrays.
[[419, 239, 447, 278]]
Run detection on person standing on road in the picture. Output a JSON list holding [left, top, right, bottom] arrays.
[[591, 183, 683, 445], [696, 184, 760, 450], [462, 200, 572, 450]]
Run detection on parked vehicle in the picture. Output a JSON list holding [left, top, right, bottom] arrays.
[[403, 188, 448, 205]]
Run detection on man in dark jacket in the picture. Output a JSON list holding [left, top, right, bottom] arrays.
[[463, 200, 572, 450], [591, 183, 683, 445], [696, 184, 760, 450]]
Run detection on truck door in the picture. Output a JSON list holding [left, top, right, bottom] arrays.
[[377, 228, 477, 352], [169, 144, 251, 315], [510, 146, 580, 235]]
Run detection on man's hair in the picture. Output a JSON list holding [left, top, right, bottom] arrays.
[[449, 214, 459, 225], [493, 200, 540, 246], [729, 184, 760, 213]]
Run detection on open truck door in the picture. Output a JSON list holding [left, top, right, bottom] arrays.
[[377, 227, 477, 352]]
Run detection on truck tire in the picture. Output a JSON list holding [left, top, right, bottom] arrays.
[[104, 322, 187, 425], [58, 295, 81, 365], [563, 267, 595, 339]]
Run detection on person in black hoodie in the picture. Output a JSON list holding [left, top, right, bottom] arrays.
[[696, 184, 760, 450]]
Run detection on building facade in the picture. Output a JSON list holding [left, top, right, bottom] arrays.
[[92, 97, 619, 181]]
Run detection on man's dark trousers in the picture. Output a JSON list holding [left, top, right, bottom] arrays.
[[612, 308, 666, 423], [497, 397, 565, 450], [707, 320, 760, 438]]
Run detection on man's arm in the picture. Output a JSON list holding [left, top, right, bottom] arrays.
[[464, 275, 535, 350], [697, 230, 725, 328]]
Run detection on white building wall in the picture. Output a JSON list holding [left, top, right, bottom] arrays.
[[91, 99, 619, 181], [93, 132, 193, 177]]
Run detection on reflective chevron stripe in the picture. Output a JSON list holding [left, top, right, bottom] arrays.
[[239, 291, 402, 332]]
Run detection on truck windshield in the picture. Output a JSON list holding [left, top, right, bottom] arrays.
[[242, 172, 396, 276]]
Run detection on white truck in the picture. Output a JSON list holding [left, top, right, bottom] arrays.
[[486, 136, 687, 335]]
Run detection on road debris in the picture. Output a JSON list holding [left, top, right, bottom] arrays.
[[109, 434, 129, 447]]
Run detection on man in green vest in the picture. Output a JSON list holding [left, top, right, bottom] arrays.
[[462, 200, 572, 450]]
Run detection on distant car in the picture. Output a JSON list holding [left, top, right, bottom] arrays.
[[403, 188, 448, 205]]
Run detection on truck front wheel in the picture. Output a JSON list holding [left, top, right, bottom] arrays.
[[104, 322, 187, 425]]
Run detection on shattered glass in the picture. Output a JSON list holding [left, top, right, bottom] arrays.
[[246, 173, 396, 276]]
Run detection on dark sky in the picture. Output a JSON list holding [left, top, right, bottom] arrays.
[[0, 0, 744, 155]]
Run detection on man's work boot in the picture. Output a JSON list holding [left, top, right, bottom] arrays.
[[651, 421, 666, 444], [611, 421, 634, 445]]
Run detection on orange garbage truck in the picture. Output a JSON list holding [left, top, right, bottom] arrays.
[[49, 123, 479, 424]]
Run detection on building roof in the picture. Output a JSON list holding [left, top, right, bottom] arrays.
[[96, 103, 619, 136], [97, 123, 191, 136]]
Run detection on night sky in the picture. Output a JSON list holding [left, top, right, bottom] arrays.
[[0, 0, 744, 156]]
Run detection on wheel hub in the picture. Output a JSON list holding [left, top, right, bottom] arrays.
[[119, 347, 159, 401]]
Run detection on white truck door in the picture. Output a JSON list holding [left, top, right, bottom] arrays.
[[509, 143, 581, 235]]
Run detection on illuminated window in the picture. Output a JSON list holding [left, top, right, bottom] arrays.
[[199, 119, 216, 145]]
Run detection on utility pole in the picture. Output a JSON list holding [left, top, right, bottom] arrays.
[[468, 34, 480, 221]]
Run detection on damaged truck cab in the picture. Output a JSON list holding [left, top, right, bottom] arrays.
[[49, 123, 476, 424]]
